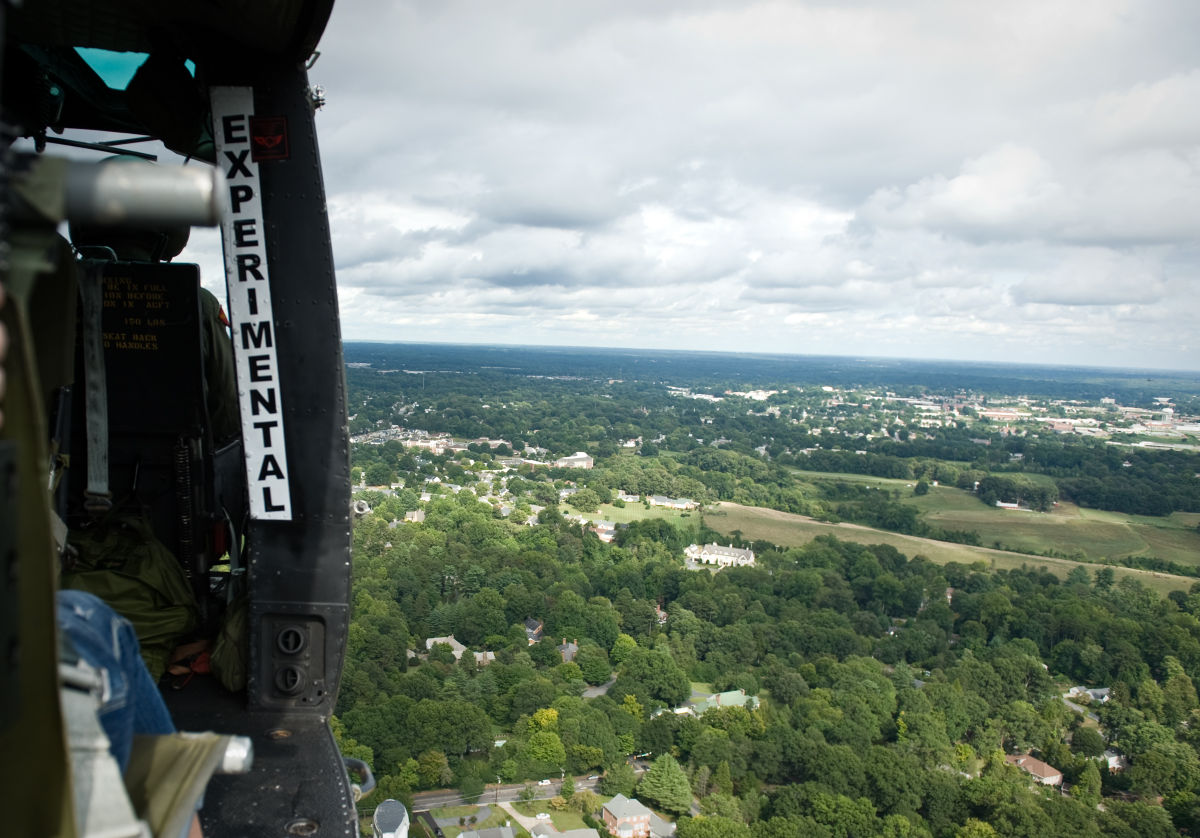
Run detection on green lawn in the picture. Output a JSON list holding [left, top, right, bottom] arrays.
[[568, 501, 703, 535], [432, 806, 480, 820], [438, 805, 518, 838], [510, 801, 590, 832], [705, 501, 1191, 596]]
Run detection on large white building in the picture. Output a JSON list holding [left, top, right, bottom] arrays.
[[555, 451, 594, 469], [685, 543, 756, 568]]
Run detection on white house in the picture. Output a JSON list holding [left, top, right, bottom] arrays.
[[589, 520, 617, 543], [425, 635, 495, 666], [649, 496, 698, 510], [685, 543, 756, 568], [1066, 686, 1111, 704]]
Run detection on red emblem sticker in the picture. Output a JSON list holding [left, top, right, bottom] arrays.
[[250, 116, 289, 161]]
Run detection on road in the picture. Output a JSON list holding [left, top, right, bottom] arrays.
[[411, 762, 653, 813], [412, 777, 604, 812]]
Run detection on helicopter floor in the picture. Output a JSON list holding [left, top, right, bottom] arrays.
[[163, 674, 358, 838]]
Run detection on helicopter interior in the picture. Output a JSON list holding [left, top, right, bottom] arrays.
[[2, 1, 358, 835]]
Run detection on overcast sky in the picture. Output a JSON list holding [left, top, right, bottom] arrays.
[[190, 1, 1200, 371]]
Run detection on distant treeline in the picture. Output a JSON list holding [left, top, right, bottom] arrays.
[[344, 341, 1200, 408]]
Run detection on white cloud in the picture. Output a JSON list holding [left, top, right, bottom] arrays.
[[177, 0, 1200, 371], [861, 145, 1064, 239]]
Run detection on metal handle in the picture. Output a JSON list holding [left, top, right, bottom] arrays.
[[343, 757, 375, 800]]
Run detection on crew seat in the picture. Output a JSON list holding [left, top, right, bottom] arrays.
[[65, 222, 245, 633]]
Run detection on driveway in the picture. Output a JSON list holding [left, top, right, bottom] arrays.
[[583, 676, 616, 698], [498, 802, 542, 832]]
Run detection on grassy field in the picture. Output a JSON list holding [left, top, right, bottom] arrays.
[[567, 500, 703, 535], [906, 484, 1200, 565], [789, 469, 1200, 566], [560, 476, 1197, 595], [705, 502, 1192, 596]]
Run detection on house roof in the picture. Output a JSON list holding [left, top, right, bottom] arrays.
[[692, 689, 759, 714], [649, 813, 676, 838], [1005, 753, 1062, 782], [426, 635, 466, 652], [604, 793, 653, 820]]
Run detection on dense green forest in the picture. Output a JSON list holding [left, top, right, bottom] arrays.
[[337, 479, 1200, 836], [337, 344, 1200, 835]]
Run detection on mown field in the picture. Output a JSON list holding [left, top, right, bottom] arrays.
[[907, 484, 1200, 565], [704, 501, 1192, 596], [567, 500, 703, 535], [791, 468, 1200, 566]]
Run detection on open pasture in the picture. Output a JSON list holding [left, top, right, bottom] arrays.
[[706, 502, 1191, 596], [908, 486, 1200, 565]]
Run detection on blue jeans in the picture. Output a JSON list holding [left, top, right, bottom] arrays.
[[57, 590, 175, 771]]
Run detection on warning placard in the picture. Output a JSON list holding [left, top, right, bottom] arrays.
[[211, 85, 293, 521]]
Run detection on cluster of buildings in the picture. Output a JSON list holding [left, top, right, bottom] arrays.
[[781, 386, 1200, 451], [1003, 685, 1126, 789], [373, 790, 678, 838], [421, 628, 580, 668], [352, 426, 601, 470], [433, 793, 676, 838], [350, 426, 514, 454]]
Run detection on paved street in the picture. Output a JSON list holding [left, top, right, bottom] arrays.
[[412, 777, 603, 812]]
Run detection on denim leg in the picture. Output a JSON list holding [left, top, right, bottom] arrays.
[[58, 590, 175, 771]]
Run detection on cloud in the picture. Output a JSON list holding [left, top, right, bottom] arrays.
[[861, 145, 1064, 240], [1010, 248, 1167, 307], [175, 0, 1200, 371]]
